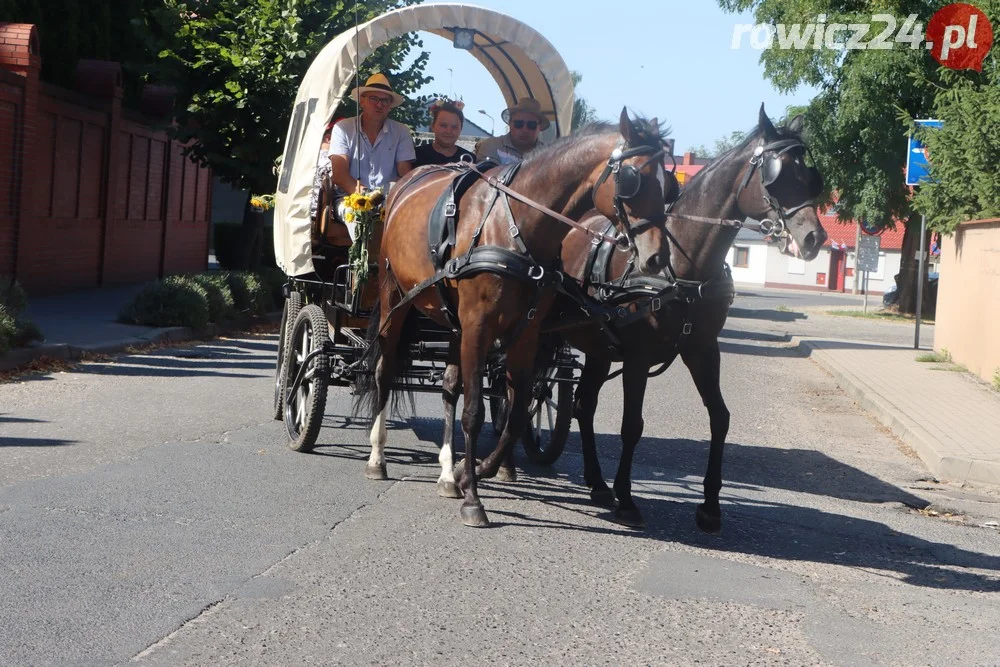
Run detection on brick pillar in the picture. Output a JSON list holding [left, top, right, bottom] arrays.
[[74, 60, 123, 287], [0, 23, 41, 285]]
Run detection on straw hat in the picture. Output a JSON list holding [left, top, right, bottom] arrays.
[[501, 97, 550, 131], [350, 73, 405, 108]]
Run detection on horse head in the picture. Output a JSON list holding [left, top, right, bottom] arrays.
[[732, 105, 828, 260], [589, 108, 672, 273]]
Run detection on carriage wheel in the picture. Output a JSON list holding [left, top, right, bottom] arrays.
[[283, 305, 329, 452], [272, 290, 302, 420], [521, 366, 574, 465]]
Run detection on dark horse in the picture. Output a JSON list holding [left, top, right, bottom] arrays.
[[555, 105, 827, 532], [355, 110, 672, 527]]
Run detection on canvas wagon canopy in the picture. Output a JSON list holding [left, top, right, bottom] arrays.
[[273, 2, 575, 277]]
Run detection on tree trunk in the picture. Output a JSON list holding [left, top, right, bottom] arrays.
[[892, 216, 931, 316]]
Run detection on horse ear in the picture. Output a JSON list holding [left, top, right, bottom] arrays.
[[619, 106, 635, 144], [786, 114, 805, 136], [758, 103, 778, 140]]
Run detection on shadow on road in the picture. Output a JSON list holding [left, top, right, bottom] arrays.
[[0, 436, 76, 447], [728, 307, 805, 322]]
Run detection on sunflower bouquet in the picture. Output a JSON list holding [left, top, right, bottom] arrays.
[[342, 188, 385, 287]]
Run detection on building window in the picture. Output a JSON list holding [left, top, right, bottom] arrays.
[[734, 246, 750, 268]]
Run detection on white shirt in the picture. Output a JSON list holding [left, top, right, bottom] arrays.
[[329, 115, 416, 194]]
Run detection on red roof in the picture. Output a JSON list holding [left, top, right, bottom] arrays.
[[819, 211, 905, 250]]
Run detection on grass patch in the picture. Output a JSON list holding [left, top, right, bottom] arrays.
[[775, 304, 791, 312], [930, 363, 969, 373], [993, 369, 1000, 392], [916, 350, 951, 363], [826, 309, 934, 323]]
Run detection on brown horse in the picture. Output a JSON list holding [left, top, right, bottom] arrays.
[[553, 105, 828, 532], [354, 110, 672, 527]]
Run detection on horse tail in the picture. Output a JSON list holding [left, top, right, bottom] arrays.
[[350, 280, 417, 423]]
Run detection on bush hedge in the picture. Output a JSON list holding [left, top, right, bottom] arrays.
[[117, 270, 281, 329], [119, 276, 211, 330], [0, 276, 44, 354]]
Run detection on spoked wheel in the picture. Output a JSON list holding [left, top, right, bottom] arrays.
[[521, 365, 574, 465], [283, 304, 329, 452], [272, 290, 302, 420]]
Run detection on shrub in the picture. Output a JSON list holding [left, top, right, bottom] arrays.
[[0, 304, 14, 354], [0, 275, 27, 316], [223, 271, 274, 315], [0, 278, 44, 354], [119, 276, 210, 329], [257, 266, 287, 308], [189, 273, 235, 322]]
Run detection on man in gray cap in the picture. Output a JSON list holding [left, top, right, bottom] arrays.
[[475, 97, 550, 165]]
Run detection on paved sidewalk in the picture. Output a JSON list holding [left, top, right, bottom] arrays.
[[2, 283, 272, 372], [801, 338, 1000, 489]]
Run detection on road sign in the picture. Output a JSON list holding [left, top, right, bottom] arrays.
[[905, 119, 943, 186], [860, 218, 882, 235], [857, 234, 881, 272]]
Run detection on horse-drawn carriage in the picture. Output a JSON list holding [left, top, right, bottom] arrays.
[[271, 4, 580, 458], [271, 4, 830, 530]]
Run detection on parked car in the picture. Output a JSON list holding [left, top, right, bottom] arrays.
[[883, 272, 938, 307]]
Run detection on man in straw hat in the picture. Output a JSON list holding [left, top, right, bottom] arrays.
[[329, 73, 415, 239], [475, 97, 550, 165]]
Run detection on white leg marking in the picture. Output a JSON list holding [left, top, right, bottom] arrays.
[[438, 438, 455, 485], [368, 407, 387, 467]]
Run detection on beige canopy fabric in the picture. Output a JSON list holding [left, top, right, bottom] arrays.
[[273, 3, 575, 277]]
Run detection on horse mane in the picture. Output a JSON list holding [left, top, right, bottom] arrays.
[[685, 118, 802, 189], [520, 115, 669, 168]]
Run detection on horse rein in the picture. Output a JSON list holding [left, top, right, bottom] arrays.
[[465, 163, 622, 247]]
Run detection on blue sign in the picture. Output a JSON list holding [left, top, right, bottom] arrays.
[[905, 119, 943, 186]]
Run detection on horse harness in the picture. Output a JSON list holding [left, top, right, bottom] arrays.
[[380, 141, 663, 345], [547, 136, 822, 355]]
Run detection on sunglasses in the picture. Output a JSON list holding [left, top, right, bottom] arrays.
[[364, 95, 393, 107], [512, 119, 538, 130]]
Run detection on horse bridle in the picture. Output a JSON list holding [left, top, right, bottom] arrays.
[[592, 141, 667, 252], [738, 138, 823, 242], [664, 138, 822, 246]]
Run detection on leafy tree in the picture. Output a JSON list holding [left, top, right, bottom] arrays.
[[909, 37, 1000, 231], [139, 0, 431, 267], [571, 71, 599, 132], [717, 0, 953, 313]]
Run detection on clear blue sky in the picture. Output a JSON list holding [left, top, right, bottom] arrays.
[[411, 0, 819, 152]]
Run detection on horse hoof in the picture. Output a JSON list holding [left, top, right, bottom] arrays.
[[610, 506, 646, 531], [695, 504, 722, 535], [365, 463, 388, 480], [437, 480, 462, 498], [495, 466, 517, 483], [590, 487, 615, 507], [460, 503, 490, 528]]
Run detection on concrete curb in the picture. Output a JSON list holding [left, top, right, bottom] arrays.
[[0, 314, 280, 373], [797, 338, 1000, 489]]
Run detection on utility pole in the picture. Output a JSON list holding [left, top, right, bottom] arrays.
[[853, 221, 861, 294]]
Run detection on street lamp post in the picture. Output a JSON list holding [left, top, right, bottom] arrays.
[[478, 109, 494, 136]]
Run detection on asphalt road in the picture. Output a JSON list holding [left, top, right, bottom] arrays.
[[1, 310, 997, 666]]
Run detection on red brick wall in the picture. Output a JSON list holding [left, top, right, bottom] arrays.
[[0, 71, 22, 277], [0, 23, 212, 295]]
